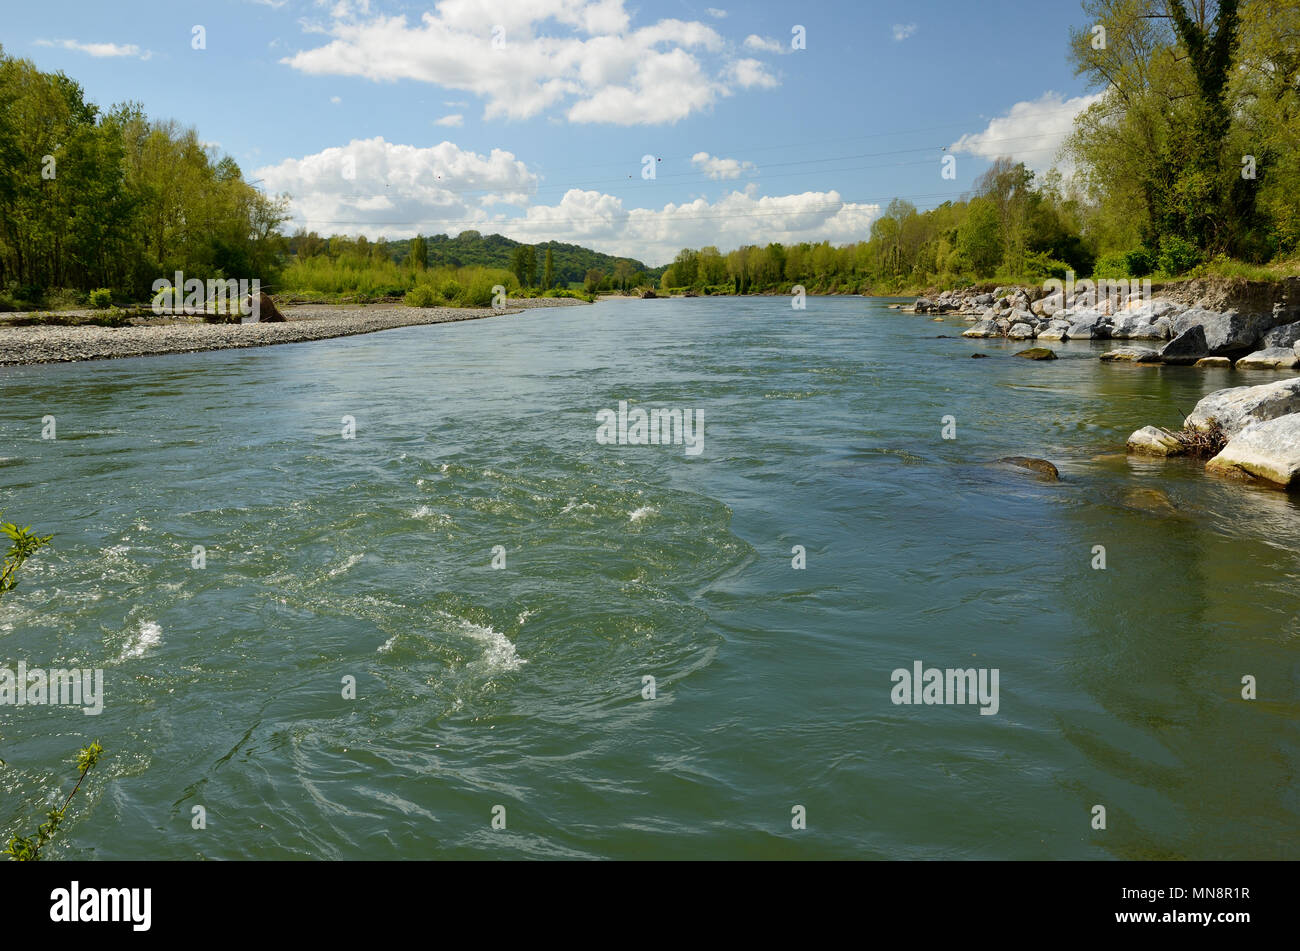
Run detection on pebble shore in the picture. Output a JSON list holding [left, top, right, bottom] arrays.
[[0, 298, 588, 366]]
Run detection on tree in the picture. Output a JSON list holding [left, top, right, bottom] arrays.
[[956, 198, 1004, 275], [511, 245, 529, 287], [543, 246, 554, 289], [409, 234, 428, 270]]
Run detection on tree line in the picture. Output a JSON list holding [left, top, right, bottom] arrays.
[[3, 1, 1295, 311], [660, 0, 1298, 295], [0, 45, 286, 311]]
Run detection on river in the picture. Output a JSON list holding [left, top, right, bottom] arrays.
[[1, 296, 1296, 859]]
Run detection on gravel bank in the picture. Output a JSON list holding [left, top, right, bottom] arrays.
[[0, 297, 589, 366]]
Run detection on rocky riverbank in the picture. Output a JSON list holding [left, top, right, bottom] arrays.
[[914, 277, 1300, 369], [913, 278, 1300, 489], [0, 298, 587, 366], [1127, 377, 1300, 489]]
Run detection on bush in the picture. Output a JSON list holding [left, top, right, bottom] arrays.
[[1123, 247, 1154, 276], [1093, 247, 1155, 280], [458, 272, 500, 307], [88, 288, 113, 309], [1093, 252, 1129, 280], [1158, 236, 1201, 276], [404, 284, 440, 308], [1020, 251, 1071, 281]]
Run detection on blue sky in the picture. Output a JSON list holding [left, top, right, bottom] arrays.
[[6, 0, 1099, 265]]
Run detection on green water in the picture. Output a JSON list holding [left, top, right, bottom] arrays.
[[1, 297, 1296, 859]]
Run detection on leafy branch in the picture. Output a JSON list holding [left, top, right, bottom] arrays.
[[3, 741, 103, 861], [0, 516, 53, 596]]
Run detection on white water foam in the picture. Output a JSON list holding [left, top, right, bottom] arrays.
[[458, 619, 526, 671], [120, 620, 163, 659], [328, 553, 364, 577]]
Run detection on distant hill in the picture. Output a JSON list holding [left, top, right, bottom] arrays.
[[381, 231, 661, 287]]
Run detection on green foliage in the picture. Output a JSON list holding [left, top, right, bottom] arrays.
[[0, 516, 52, 596], [87, 288, 112, 309], [0, 517, 105, 862], [1158, 235, 1202, 275], [404, 284, 438, 307], [0, 49, 287, 304], [408, 234, 428, 271], [400, 265, 514, 308], [1067, 0, 1295, 263], [3, 741, 103, 861], [956, 198, 1003, 274]]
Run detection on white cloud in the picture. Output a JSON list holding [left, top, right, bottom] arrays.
[[949, 91, 1104, 173], [726, 57, 778, 89], [499, 186, 880, 265], [281, 1, 775, 125], [892, 23, 917, 42], [330, 95, 342, 103], [742, 34, 783, 53], [691, 151, 755, 180], [255, 137, 538, 236], [434, 113, 464, 126], [36, 39, 152, 59], [261, 137, 878, 265], [706, 8, 727, 17]]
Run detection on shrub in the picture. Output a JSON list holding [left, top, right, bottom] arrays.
[[1158, 236, 1201, 276], [404, 284, 440, 308], [1093, 252, 1129, 280], [88, 288, 113, 309], [458, 272, 500, 307], [1123, 247, 1154, 276], [1020, 251, 1070, 281]]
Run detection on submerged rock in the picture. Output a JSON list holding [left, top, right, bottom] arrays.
[[1206, 415, 1300, 488], [998, 456, 1060, 480], [1184, 377, 1300, 436], [1101, 347, 1162, 363], [1014, 347, 1057, 360], [1195, 356, 1233, 368], [1123, 487, 1182, 515], [1127, 426, 1185, 456]]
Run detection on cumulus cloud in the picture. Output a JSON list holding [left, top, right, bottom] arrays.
[[726, 58, 778, 89], [892, 24, 917, 42], [260, 135, 878, 265], [434, 113, 464, 126], [280, 0, 777, 124], [497, 186, 880, 265], [949, 91, 1104, 173], [691, 151, 755, 180], [36, 39, 152, 59], [255, 137, 537, 236], [742, 34, 784, 53]]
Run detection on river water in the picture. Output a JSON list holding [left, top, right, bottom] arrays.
[[1, 296, 1296, 859]]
